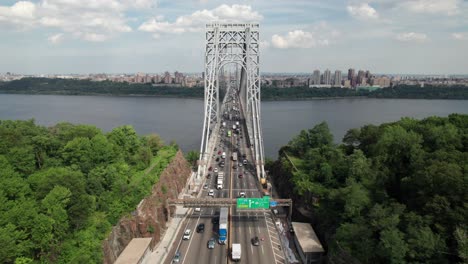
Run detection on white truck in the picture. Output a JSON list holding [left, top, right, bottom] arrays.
[[231, 243, 241, 261], [217, 172, 224, 189]]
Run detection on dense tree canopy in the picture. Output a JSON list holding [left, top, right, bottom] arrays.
[[269, 114, 468, 264], [0, 119, 177, 263]]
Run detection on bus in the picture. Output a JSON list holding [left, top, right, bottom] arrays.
[[219, 208, 228, 244], [227, 130, 231, 137]]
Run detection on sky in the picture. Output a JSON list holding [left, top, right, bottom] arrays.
[[0, 0, 467, 74]]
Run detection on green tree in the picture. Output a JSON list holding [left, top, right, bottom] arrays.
[[7, 146, 36, 176], [144, 134, 164, 155], [185, 150, 199, 168]]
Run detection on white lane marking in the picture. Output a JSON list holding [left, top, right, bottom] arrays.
[[174, 209, 195, 264], [181, 213, 202, 264]]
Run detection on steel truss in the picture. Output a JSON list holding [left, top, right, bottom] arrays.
[[197, 23, 265, 182]]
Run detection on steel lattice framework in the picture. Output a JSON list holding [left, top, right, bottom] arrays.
[[197, 23, 265, 181]]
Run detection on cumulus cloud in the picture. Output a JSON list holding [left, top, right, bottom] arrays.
[[347, 3, 379, 21], [139, 4, 262, 34], [0, 1, 36, 27], [396, 32, 428, 42], [271, 23, 339, 49], [0, 0, 155, 41], [399, 0, 460, 16], [452, 32, 468, 40], [47, 33, 63, 44]]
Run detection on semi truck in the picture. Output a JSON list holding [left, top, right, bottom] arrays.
[[231, 243, 241, 261], [219, 208, 228, 244], [217, 172, 224, 189]]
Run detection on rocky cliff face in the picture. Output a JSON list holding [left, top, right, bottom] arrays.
[[102, 150, 192, 264]]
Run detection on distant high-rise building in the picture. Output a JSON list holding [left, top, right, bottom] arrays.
[[312, 70, 321, 85], [357, 70, 366, 84], [164, 71, 172, 84], [144, 75, 152, 83], [365, 70, 371, 78], [348, 68, 355, 80], [323, 69, 331, 85], [334, 70, 342, 86], [174, 71, 184, 84], [154, 74, 161, 83]]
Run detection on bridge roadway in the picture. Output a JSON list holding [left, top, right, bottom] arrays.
[[165, 95, 284, 264]]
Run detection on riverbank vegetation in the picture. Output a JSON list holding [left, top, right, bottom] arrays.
[[268, 114, 467, 263], [1, 78, 467, 99], [0, 120, 177, 263]]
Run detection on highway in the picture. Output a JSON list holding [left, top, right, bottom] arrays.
[[165, 92, 285, 264]]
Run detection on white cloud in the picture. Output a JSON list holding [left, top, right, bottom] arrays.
[[452, 32, 468, 40], [139, 4, 262, 34], [47, 33, 63, 44], [272, 30, 326, 49], [395, 32, 428, 42], [271, 22, 339, 49], [0, 0, 152, 42], [0, 1, 36, 27], [399, 0, 460, 16], [347, 3, 379, 21]]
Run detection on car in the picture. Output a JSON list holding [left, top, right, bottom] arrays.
[[243, 159, 247, 165], [203, 184, 208, 189], [251, 236, 260, 246], [207, 238, 215, 249], [212, 216, 219, 224], [208, 166, 213, 171], [206, 173, 211, 179], [238, 173, 243, 178], [239, 191, 246, 198], [197, 223, 205, 233], [242, 154, 246, 158], [239, 163, 242, 167], [233, 165, 237, 169], [183, 229, 191, 240], [208, 189, 214, 196], [216, 157, 219, 162], [219, 162, 224, 167], [214, 167, 218, 173], [173, 251, 181, 263], [195, 207, 201, 212], [218, 150, 222, 155]]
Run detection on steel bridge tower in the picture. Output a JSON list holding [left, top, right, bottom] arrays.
[[197, 23, 265, 184]]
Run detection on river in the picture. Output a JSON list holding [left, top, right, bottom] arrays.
[[1, 94, 467, 158]]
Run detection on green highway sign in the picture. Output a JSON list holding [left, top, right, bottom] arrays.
[[237, 196, 270, 209]]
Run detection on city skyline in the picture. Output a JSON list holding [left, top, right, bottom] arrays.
[[1, 0, 468, 74]]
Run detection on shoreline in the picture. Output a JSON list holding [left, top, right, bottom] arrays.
[[1, 92, 466, 101]]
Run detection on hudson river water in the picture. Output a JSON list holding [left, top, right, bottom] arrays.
[[1, 94, 467, 158]]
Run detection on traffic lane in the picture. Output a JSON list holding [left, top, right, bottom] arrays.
[[185, 214, 218, 264], [165, 212, 201, 264]]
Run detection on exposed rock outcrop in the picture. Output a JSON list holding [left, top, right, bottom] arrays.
[[102, 150, 192, 264]]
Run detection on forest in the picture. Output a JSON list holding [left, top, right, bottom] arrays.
[[0, 78, 204, 98], [268, 114, 467, 263], [0, 120, 177, 263], [1, 78, 467, 99]]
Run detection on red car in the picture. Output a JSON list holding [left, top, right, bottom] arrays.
[[208, 166, 212, 171], [218, 150, 222, 155], [238, 173, 243, 178]]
